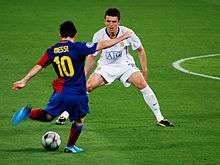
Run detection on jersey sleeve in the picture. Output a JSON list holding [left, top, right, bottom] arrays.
[[37, 51, 51, 67], [76, 42, 98, 56], [128, 32, 142, 50], [91, 33, 100, 56]]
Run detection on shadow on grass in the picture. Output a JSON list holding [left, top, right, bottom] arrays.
[[0, 147, 62, 154]]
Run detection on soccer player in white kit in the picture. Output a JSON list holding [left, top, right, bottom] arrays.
[[56, 8, 174, 127]]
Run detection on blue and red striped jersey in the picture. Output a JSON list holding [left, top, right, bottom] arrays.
[[37, 40, 97, 94]]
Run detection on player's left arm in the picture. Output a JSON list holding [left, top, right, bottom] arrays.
[[12, 65, 43, 91], [136, 46, 148, 81]]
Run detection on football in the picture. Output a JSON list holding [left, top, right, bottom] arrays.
[[41, 131, 61, 151]]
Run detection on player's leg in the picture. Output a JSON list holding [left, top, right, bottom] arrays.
[[29, 108, 54, 121], [64, 117, 85, 153], [127, 71, 163, 122], [127, 71, 173, 127], [12, 106, 54, 125], [11, 105, 32, 125], [86, 72, 107, 92], [12, 91, 62, 125], [64, 95, 89, 153], [56, 111, 69, 125]]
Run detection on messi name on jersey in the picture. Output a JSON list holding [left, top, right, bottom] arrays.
[[54, 46, 69, 54]]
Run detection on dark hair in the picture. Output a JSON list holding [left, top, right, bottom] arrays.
[[104, 8, 120, 21], [59, 21, 77, 38]]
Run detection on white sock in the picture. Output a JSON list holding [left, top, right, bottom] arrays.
[[140, 85, 164, 122], [60, 111, 69, 119]]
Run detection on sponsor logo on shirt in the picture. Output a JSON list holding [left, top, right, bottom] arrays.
[[105, 51, 122, 60]]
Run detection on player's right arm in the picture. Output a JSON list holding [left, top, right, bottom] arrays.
[[12, 52, 50, 91], [96, 31, 132, 51], [12, 65, 43, 91]]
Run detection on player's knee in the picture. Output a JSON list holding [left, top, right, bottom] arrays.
[[136, 81, 147, 89], [86, 82, 94, 92]]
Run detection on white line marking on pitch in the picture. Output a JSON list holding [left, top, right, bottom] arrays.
[[172, 54, 220, 80]]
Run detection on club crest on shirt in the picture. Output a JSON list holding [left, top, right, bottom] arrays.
[[119, 41, 124, 47], [86, 42, 95, 48]]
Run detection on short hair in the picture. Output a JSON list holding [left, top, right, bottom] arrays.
[[104, 8, 120, 21], [59, 21, 77, 38]]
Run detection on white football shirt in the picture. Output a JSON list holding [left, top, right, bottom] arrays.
[[92, 26, 142, 66]]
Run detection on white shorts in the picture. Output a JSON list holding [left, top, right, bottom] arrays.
[[94, 63, 140, 87]]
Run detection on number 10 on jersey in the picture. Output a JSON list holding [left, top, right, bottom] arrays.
[[53, 56, 74, 77]]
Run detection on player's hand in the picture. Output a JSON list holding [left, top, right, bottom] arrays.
[[12, 80, 26, 91]]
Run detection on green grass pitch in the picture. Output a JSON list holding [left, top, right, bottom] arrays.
[[0, 0, 219, 164]]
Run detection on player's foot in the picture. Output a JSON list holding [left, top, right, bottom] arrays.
[[56, 116, 67, 125], [64, 146, 84, 153], [158, 119, 174, 127], [11, 105, 31, 126]]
